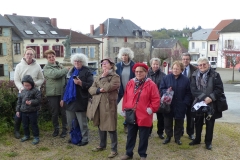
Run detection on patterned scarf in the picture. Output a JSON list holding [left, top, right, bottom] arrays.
[[63, 67, 81, 104], [134, 77, 147, 93], [195, 68, 210, 90]]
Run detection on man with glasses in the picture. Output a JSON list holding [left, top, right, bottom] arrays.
[[14, 48, 44, 139], [181, 53, 197, 140]]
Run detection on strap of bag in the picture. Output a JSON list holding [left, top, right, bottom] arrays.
[[133, 81, 145, 110]]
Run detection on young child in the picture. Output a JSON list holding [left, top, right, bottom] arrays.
[[16, 75, 41, 145]]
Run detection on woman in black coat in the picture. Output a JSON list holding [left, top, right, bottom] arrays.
[[189, 57, 223, 150]]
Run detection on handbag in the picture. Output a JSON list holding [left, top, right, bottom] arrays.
[[124, 82, 145, 125], [86, 98, 93, 120], [158, 102, 171, 113], [216, 93, 228, 112]]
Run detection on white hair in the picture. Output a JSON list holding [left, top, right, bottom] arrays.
[[150, 58, 161, 65], [117, 47, 134, 60], [197, 57, 209, 64], [70, 53, 88, 66]]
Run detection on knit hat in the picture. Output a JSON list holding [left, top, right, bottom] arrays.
[[132, 63, 149, 72]]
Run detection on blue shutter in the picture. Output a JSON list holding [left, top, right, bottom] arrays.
[[3, 28, 10, 37], [86, 48, 89, 57], [3, 43, 7, 56], [90, 47, 95, 58], [4, 64, 9, 76], [76, 48, 81, 53]]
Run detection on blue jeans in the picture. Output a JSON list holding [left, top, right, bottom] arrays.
[[125, 124, 151, 158], [22, 112, 39, 138]]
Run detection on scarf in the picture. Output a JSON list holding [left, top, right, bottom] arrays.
[[63, 67, 81, 104], [134, 77, 147, 93], [195, 68, 210, 90]]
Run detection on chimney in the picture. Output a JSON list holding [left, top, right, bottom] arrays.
[[90, 25, 94, 35], [189, 32, 192, 37], [12, 13, 17, 15], [51, 18, 57, 27], [100, 24, 104, 35], [121, 17, 124, 22]]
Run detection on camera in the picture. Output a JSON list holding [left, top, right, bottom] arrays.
[[191, 105, 214, 120]]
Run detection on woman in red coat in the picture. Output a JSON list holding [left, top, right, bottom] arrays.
[[121, 63, 160, 160]]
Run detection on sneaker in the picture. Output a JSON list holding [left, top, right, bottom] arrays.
[[52, 129, 59, 137], [60, 130, 67, 138], [120, 155, 133, 160], [108, 152, 118, 158], [21, 136, 30, 142], [32, 138, 39, 145]]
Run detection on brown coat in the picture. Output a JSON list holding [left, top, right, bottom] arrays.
[[88, 71, 120, 131]]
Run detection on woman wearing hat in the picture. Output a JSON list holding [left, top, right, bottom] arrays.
[[121, 63, 160, 160], [88, 58, 120, 158]]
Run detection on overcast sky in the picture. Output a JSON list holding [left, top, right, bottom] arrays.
[[1, 0, 239, 34]]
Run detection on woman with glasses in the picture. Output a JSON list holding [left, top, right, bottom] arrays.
[[43, 50, 69, 138], [121, 63, 160, 160], [160, 61, 192, 146], [189, 57, 224, 150], [88, 58, 120, 158], [60, 53, 93, 146]]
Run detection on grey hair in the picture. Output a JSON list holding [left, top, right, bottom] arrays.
[[181, 52, 191, 60], [150, 58, 161, 65], [197, 57, 209, 64], [70, 53, 88, 66], [117, 47, 134, 60]]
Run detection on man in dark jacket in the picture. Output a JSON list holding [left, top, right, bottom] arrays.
[[181, 53, 197, 140]]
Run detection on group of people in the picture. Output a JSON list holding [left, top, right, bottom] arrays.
[[13, 47, 224, 160]]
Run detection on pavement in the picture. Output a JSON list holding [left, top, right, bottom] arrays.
[[117, 68, 240, 123]]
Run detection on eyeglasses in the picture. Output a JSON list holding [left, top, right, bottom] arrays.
[[101, 62, 109, 65], [198, 63, 207, 67], [26, 53, 34, 56]]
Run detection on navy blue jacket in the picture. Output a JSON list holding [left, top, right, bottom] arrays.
[[115, 61, 135, 103], [160, 73, 192, 119]]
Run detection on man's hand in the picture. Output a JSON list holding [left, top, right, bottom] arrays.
[[204, 97, 212, 104]]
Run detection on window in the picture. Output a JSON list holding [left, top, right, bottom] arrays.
[[50, 31, 58, 34], [134, 42, 146, 48], [14, 43, 21, 54], [113, 47, 119, 53], [90, 47, 95, 58], [225, 40, 234, 49], [192, 42, 195, 49], [210, 44, 216, 51], [38, 31, 46, 34], [24, 30, 33, 35], [0, 27, 2, 35], [72, 48, 77, 54], [202, 42, 205, 49], [0, 43, 2, 55]]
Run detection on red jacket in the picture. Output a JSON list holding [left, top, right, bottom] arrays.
[[122, 78, 160, 127]]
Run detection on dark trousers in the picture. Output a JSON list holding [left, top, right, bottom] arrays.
[[22, 112, 39, 137], [164, 117, 184, 141], [47, 96, 67, 130], [149, 112, 164, 135], [126, 124, 151, 158], [186, 106, 194, 135], [194, 115, 215, 145], [98, 128, 118, 152]]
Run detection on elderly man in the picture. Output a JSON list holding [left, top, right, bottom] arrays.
[[181, 53, 197, 140], [14, 48, 44, 139]]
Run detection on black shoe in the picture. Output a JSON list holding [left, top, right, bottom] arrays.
[[158, 134, 164, 139], [163, 137, 171, 144], [60, 130, 67, 138], [77, 141, 88, 146], [206, 144, 212, 150], [189, 140, 200, 146], [52, 129, 59, 137], [188, 134, 195, 140], [14, 131, 21, 139], [175, 140, 182, 145]]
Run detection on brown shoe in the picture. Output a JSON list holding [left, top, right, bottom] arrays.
[[140, 157, 146, 160], [120, 155, 133, 160], [108, 152, 118, 158]]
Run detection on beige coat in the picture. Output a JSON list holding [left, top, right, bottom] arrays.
[[88, 71, 120, 131]]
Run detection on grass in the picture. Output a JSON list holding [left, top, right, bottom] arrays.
[[0, 115, 240, 160]]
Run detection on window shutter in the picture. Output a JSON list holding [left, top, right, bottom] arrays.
[[3, 28, 10, 37], [86, 48, 89, 57], [4, 64, 9, 76], [2, 43, 7, 55], [76, 48, 81, 53], [90, 47, 95, 58]]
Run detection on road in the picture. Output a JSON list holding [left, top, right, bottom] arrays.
[[117, 68, 240, 123]]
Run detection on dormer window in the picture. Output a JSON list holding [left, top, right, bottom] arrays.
[[50, 31, 58, 35], [24, 30, 33, 35], [38, 31, 46, 35]]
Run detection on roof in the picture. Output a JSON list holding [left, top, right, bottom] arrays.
[[4, 14, 66, 39], [220, 19, 240, 33], [12, 29, 22, 41], [152, 39, 179, 48], [188, 29, 213, 41], [91, 18, 152, 38], [207, 19, 234, 40], [0, 14, 13, 27], [59, 29, 101, 44]]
